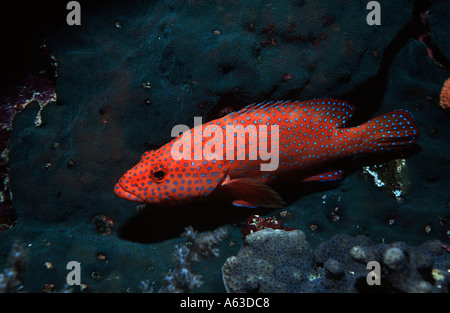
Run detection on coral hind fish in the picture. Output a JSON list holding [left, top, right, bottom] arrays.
[[114, 98, 419, 208]]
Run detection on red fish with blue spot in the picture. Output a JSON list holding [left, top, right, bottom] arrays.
[[114, 98, 419, 208]]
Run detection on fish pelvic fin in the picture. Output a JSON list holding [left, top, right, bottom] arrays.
[[222, 177, 286, 209]]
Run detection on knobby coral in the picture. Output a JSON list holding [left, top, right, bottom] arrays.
[[223, 230, 450, 293]]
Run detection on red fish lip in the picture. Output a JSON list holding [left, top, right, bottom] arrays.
[[114, 182, 144, 202]]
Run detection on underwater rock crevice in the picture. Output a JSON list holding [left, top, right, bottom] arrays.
[[344, 0, 441, 125]]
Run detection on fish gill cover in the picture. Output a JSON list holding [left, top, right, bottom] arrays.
[[0, 0, 449, 294]]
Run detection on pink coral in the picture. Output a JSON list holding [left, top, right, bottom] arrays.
[[439, 77, 450, 113], [241, 214, 294, 239]]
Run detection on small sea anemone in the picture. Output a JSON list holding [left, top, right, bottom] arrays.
[[439, 77, 450, 113]]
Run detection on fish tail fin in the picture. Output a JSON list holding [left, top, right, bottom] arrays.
[[358, 109, 419, 152]]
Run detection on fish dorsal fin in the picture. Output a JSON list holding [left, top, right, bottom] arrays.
[[226, 98, 356, 128]]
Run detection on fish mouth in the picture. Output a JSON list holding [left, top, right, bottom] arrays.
[[114, 182, 144, 202], [114, 182, 165, 205]]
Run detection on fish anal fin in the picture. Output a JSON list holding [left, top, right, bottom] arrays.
[[232, 200, 258, 208], [300, 170, 344, 182], [222, 178, 286, 209]]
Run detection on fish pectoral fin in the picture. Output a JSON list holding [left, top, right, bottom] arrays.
[[222, 177, 286, 208], [299, 170, 344, 182]]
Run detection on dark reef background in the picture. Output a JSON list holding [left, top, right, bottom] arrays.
[[0, 0, 449, 292]]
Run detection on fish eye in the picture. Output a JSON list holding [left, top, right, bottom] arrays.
[[153, 170, 165, 181]]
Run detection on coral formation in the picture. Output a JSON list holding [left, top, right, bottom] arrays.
[[223, 230, 450, 293], [159, 226, 227, 292], [362, 159, 408, 203], [222, 228, 315, 292], [241, 214, 294, 239], [439, 77, 450, 113], [0, 241, 28, 292], [346, 239, 450, 292], [92, 214, 115, 236], [0, 43, 57, 230]]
